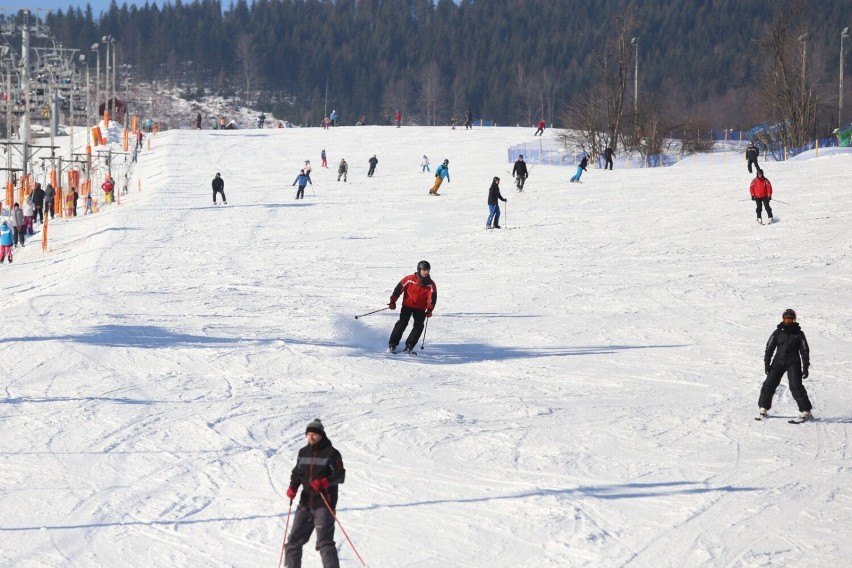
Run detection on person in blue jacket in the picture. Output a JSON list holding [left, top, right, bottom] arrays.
[[429, 159, 450, 195], [570, 155, 589, 183], [329, 109, 339, 127], [292, 169, 312, 199], [0, 220, 14, 263]]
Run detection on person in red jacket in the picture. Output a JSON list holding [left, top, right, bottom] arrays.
[[394, 109, 402, 128], [387, 260, 437, 354], [749, 168, 773, 224], [534, 120, 545, 136]]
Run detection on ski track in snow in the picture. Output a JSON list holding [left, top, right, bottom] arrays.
[[0, 125, 850, 567]]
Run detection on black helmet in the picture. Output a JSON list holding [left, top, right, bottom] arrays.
[[443, 159, 449, 165], [417, 260, 431, 272], [493, 176, 500, 183], [782, 308, 797, 320]]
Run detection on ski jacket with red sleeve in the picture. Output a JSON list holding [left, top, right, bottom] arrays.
[[750, 177, 772, 199], [391, 273, 437, 311]]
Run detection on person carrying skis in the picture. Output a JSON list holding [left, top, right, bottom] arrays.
[[387, 260, 437, 354], [570, 155, 588, 183], [512, 155, 528, 191], [292, 170, 312, 200], [429, 159, 450, 195], [486, 176, 507, 229], [337, 158, 348, 182], [758, 309, 813, 421], [0, 221, 13, 263], [746, 141, 760, 173], [212, 172, 227, 205], [749, 168, 773, 224], [284, 418, 346, 568], [604, 146, 615, 170], [534, 120, 545, 136], [367, 155, 378, 177]]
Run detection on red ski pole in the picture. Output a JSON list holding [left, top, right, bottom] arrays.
[[319, 491, 367, 567], [277, 499, 293, 568]]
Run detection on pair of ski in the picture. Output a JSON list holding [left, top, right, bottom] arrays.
[[755, 413, 813, 424], [388, 347, 418, 356]]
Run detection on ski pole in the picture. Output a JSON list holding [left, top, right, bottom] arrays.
[[771, 199, 790, 205], [420, 317, 429, 350], [354, 306, 390, 319], [504, 199, 507, 227], [318, 491, 367, 567], [277, 499, 293, 568]]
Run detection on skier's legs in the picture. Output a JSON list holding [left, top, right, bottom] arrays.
[[755, 200, 764, 218], [764, 200, 773, 218], [313, 506, 340, 568], [487, 204, 498, 226], [284, 505, 315, 568], [516, 176, 525, 190], [429, 177, 444, 194], [405, 309, 427, 349], [389, 307, 414, 348], [786, 365, 812, 412], [758, 365, 786, 410]]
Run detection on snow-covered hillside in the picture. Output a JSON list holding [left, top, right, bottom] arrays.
[[1, 125, 850, 567]]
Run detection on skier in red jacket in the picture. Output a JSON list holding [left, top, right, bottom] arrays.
[[749, 169, 773, 224], [387, 260, 437, 354]]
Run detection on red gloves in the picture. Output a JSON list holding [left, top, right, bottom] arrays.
[[426, 304, 434, 318], [286, 486, 297, 500], [388, 296, 398, 310], [310, 477, 330, 492]]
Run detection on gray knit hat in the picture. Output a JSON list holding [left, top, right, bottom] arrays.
[[305, 418, 325, 435]]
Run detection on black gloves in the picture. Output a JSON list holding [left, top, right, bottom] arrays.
[[765, 365, 771, 376], [767, 196, 771, 202], [802, 368, 809, 379], [751, 196, 756, 201]]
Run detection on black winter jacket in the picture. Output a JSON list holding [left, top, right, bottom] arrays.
[[512, 159, 528, 178], [487, 181, 506, 205], [289, 436, 345, 510], [32, 187, 46, 207], [765, 322, 809, 369], [746, 145, 759, 160]]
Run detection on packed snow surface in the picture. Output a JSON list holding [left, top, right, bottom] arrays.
[[1, 125, 850, 567]]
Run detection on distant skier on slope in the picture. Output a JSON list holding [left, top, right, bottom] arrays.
[[429, 159, 450, 195], [749, 169, 773, 224], [512, 154, 528, 191], [757, 309, 813, 422], [486, 176, 507, 229], [212, 172, 227, 204], [570, 155, 588, 183], [367, 155, 378, 177], [387, 260, 437, 354], [284, 418, 346, 568], [292, 169, 312, 200], [746, 141, 760, 173], [337, 158, 348, 182]]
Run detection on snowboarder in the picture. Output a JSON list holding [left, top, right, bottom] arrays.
[[32, 182, 45, 223], [11, 203, 24, 246], [758, 309, 812, 422], [337, 159, 348, 182], [367, 155, 378, 177], [292, 169, 312, 199], [0, 221, 13, 263], [44, 183, 55, 219], [534, 120, 545, 136], [387, 260, 437, 354], [429, 159, 450, 195], [746, 141, 760, 173], [321, 149, 327, 168], [604, 146, 615, 170], [750, 169, 773, 224], [421, 155, 430, 173], [212, 172, 227, 205], [284, 418, 346, 568], [512, 155, 528, 191], [570, 155, 588, 183], [486, 177, 507, 229]]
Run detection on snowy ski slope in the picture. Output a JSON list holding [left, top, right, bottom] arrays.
[[0, 125, 850, 567]]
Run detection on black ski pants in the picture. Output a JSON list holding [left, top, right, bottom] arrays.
[[213, 188, 226, 203], [389, 306, 427, 350], [755, 198, 772, 219], [34, 205, 44, 223], [45, 199, 54, 219], [295, 185, 306, 199], [605, 157, 614, 170], [747, 158, 759, 173], [284, 505, 339, 568], [759, 362, 812, 412]]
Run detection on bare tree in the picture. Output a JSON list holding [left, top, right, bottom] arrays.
[[756, 1, 820, 150], [382, 78, 413, 122], [558, 88, 604, 158], [235, 33, 260, 105], [418, 62, 446, 125], [593, 13, 637, 151]]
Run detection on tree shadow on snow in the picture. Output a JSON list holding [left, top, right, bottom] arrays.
[[0, 324, 279, 349]]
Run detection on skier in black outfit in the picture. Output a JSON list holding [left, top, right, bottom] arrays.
[[212, 172, 227, 204], [745, 141, 760, 173], [758, 309, 813, 421], [603, 146, 615, 170], [31, 182, 45, 223], [367, 155, 378, 177], [486, 177, 507, 229], [284, 418, 346, 568], [512, 155, 528, 191]]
